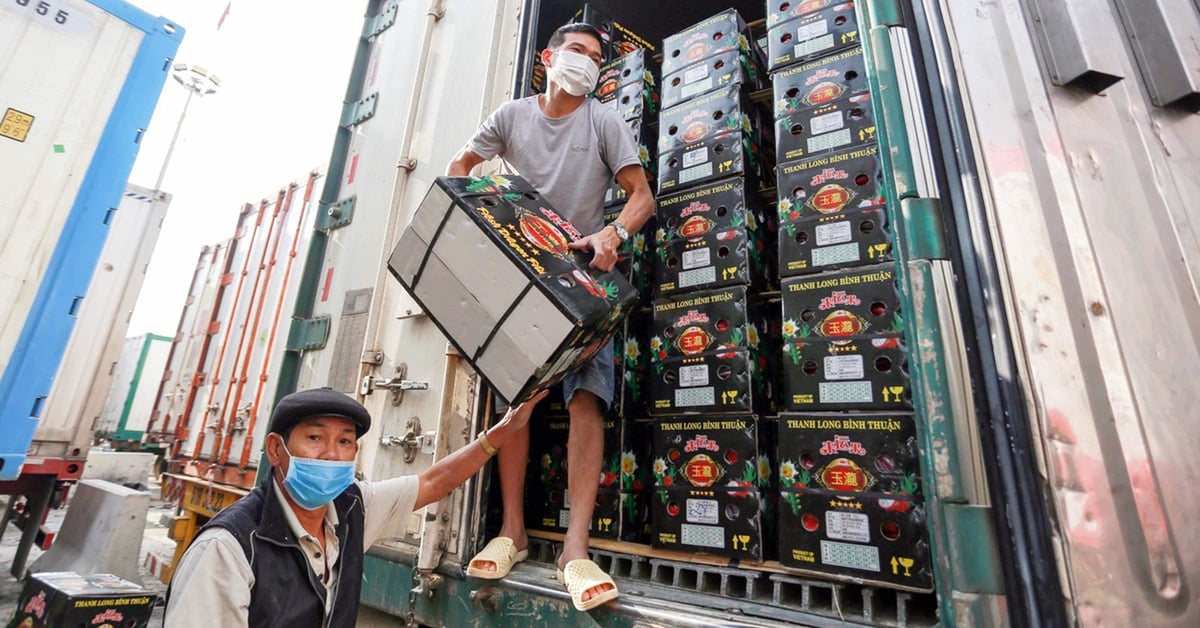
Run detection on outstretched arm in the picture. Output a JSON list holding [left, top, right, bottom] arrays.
[[447, 147, 486, 176]]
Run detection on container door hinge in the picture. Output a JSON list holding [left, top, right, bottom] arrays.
[[286, 316, 330, 352], [317, 196, 355, 230], [866, 0, 903, 27], [362, 4, 397, 38], [899, 197, 948, 261], [943, 504, 1004, 594], [341, 93, 378, 127]]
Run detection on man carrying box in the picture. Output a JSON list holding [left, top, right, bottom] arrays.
[[447, 22, 654, 612]]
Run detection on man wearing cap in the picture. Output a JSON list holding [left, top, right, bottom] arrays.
[[164, 386, 545, 627]]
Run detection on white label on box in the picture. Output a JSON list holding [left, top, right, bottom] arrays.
[[682, 146, 709, 169], [819, 381, 873, 403], [558, 509, 571, 528], [681, 77, 714, 99], [684, 64, 710, 84], [685, 498, 720, 525], [794, 34, 835, 59], [678, 266, 717, 288], [679, 364, 710, 387], [815, 220, 853, 246], [681, 523, 726, 548], [808, 128, 852, 154], [824, 355, 865, 380], [679, 162, 714, 185], [682, 247, 712, 270], [797, 19, 829, 41], [810, 110, 845, 135], [821, 540, 880, 572], [675, 386, 715, 407], [812, 242, 862, 266], [826, 511, 871, 543]]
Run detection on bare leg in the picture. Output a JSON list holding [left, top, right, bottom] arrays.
[[473, 409, 530, 572], [558, 390, 613, 602]]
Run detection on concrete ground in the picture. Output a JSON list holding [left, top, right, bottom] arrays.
[[0, 476, 176, 625]]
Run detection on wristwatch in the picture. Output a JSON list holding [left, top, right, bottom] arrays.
[[609, 221, 630, 243]]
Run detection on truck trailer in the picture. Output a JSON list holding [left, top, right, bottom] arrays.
[[157, 0, 1199, 626]]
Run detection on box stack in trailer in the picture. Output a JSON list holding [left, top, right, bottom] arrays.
[[644, 9, 779, 561], [158, 173, 323, 490], [766, 0, 931, 591]]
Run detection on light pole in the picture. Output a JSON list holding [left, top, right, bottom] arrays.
[[153, 62, 221, 192]]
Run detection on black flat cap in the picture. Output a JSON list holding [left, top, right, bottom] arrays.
[[268, 387, 372, 438]]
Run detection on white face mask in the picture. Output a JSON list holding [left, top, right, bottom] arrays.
[[546, 49, 599, 96]]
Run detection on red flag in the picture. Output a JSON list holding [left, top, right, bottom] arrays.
[[217, 2, 231, 30]]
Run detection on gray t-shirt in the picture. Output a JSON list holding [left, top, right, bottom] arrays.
[[466, 96, 641, 234]]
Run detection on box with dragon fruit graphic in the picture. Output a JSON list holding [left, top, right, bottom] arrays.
[[657, 176, 772, 248], [596, 49, 660, 121], [657, 129, 775, 194], [777, 487, 933, 590], [651, 227, 773, 296], [766, 2, 862, 73], [658, 84, 770, 157], [777, 413, 922, 497], [661, 8, 765, 77], [649, 416, 775, 560], [388, 176, 638, 404], [661, 46, 766, 111], [773, 54, 876, 164]]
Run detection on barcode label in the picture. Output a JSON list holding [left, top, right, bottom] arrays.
[[675, 386, 715, 407], [678, 266, 716, 288], [682, 247, 711, 270], [813, 242, 861, 266], [679, 364, 709, 387], [819, 381, 873, 403], [815, 220, 853, 245], [821, 539, 880, 571], [683, 146, 709, 169], [684, 64, 710, 84], [810, 110, 844, 135], [795, 34, 835, 59], [826, 511, 871, 543], [807, 128, 852, 154], [681, 78, 714, 99], [681, 523, 725, 548]]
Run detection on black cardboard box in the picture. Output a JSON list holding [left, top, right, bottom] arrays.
[[658, 84, 769, 156], [767, 0, 844, 29], [777, 413, 922, 496], [573, 3, 658, 61], [662, 8, 765, 77], [781, 336, 911, 410], [658, 130, 774, 194], [648, 349, 774, 416], [596, 49, 660, 121], [780, 208, 892, 276], [652, 227, 771, 296], [388, 176, 638, 404], [777, 488, 933, 590], [9, 572, 155, 628], [774, 88, 875, 163], [766, 3, 862, 73], [652, 415, 774, 491], [772, 46, 870, 118], [657, 176, 771, 245], [661, 46, 766, 110], [649, 286, 768, 364], [651, 485, 768, 560], [781, 266, 903, 338]]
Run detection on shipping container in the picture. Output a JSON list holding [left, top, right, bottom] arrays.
[[0, 0, 183, 480], [163, 0, 1200, 626], [94, 334, 172, 443], [154, 172, 324, 489], [31, 184, 171, 462]]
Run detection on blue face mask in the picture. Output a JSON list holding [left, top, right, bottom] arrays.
[[281, 445, 356, 510]]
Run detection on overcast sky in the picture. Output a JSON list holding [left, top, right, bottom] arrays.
[[124, 0, 365, 336]]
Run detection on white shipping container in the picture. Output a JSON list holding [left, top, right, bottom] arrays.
[[95, 333, 171, 440], [0, 0, 182, 479], [31, 184, 171, 460]]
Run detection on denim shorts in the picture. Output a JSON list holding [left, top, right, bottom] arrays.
[[561, 339, 614, 412]]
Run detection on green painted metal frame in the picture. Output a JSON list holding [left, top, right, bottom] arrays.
[[858, 0, 1004, 624], [112, 333, 173, 441]]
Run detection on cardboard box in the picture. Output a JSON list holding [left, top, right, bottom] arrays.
[[662, 46, 766, 110], [652, 227, 771, 296], [777, 488, 933, 590], [781, 336, 911, 411], [10, 572, 155, 628], [657, 130, 774, 194], [777, 413, 922, 496], [572, 4, 657, 61], [662, 8, 765, 77], [651, 415, 774, 490], [657, 176, 771, 245], [772, 47, 870, 118], [648, 349, 773, 416], [781, 266, 903, 338], [387, 176, 637, 404], [658, 84, 769, 156], [651, 485, 767, 560], [649, 286, 767, 364], [603, 204, 655, 304], [596, 49, 660, 121], [766, 4, 862, 73], [766, 0, 843, 29], [780, 208, 892, 276], [774, 90, 875, 164]]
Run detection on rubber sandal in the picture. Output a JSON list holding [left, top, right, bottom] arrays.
[[555, 558, 620, 612], [466, 537, 528, 579]]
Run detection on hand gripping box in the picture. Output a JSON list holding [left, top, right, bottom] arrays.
[[388, 176, 638, 404], [661, 46, 766, 111], [10, 572, 155, 628], [662, 8, 766, 77], [766, 2, 862, 73], [777, 488, 933, 590], [777, 145, 891, 276]]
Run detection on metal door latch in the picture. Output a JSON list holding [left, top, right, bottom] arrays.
[[381, 417, 426, 462], [360, 362, 428, 405]]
